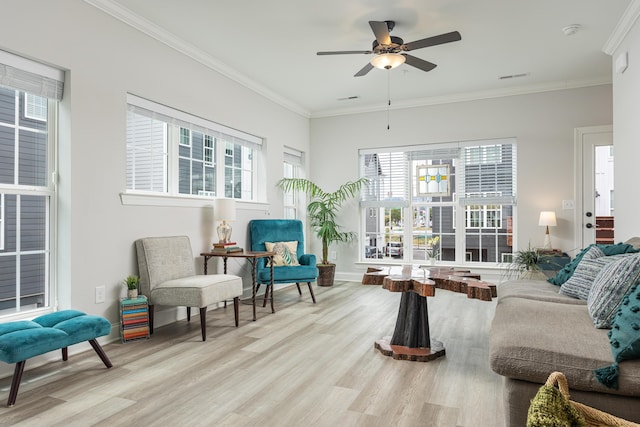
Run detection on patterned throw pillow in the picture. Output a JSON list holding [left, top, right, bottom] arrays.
[[559, 254, 616, 300], [547, 243, 639, 286], [588, 254, 640, 328], [265, 241, 300, 266], [594, 283, 640, 389], [548, 245, 603, 286]]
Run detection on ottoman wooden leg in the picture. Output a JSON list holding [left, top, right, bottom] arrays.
[[7, 361, 26, 407], [88, 339, 113, 368]]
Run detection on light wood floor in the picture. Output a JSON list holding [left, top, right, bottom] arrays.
[[0, 281, 504, 427]]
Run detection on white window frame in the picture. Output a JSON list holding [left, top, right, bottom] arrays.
[[359, 139, 516, 264], [283, 147, 304, 220], [124, 94, 263, 205]]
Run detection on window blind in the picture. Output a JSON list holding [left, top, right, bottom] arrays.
[[360, 145, 460, 208], [126, 94, 262, 150], [283, 146, 303, 165], [458, 139, 517, 205], [0, 50, 64, 100]]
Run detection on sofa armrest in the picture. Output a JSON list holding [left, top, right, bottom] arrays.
[[299, 254, 316, 266]]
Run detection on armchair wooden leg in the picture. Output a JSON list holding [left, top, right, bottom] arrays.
[[149, 304, 155, 334], [307, 282, 317, 304], [233, 297, 239, 327], [296, 283, 302, 295], [62, 347, 68, 361], [187, 307, 191, 322], [199, 307, 207, 341]]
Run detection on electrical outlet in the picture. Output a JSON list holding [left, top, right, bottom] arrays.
[[562, 200, 575, 210], [330, 251, 337, 260], [95, 286, 106, 304]]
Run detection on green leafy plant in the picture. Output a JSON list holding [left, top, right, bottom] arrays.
[[123, 275, 139, 290], [276, 177, 367, 265], [505, 244, 550, 279]]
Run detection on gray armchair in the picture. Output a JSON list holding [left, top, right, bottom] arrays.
[[135, 236, 243, 341]]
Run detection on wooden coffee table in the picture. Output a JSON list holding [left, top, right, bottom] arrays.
[[363, 266, 496, 362]]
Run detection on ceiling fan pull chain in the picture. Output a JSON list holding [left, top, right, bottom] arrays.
[[387, 70, 391, 130]]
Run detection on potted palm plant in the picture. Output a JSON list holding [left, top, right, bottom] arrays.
[[277, 177, 367, 286]]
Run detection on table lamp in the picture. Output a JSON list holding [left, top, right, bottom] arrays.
[[538, 211, 557, 250], [214, 198, 237, 243]]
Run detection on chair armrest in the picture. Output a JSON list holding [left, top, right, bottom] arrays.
[[299, 254, 316, 266]]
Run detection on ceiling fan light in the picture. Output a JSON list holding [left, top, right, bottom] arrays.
[[371, 53, 406, 70]]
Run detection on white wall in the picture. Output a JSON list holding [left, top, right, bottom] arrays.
[[0, 1, 309, 330], [612, 14, 640, 240], [310, 85, 613, 279]]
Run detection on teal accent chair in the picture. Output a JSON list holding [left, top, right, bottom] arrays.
[[249, 219, 318, 306]]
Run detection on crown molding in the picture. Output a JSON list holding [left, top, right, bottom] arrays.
[[603, 0, 640, 55], [310, 77, 612, 119], [84, 0, 310, 118]]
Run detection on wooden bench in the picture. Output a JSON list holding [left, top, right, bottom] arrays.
[[0, 310, 112, 406]]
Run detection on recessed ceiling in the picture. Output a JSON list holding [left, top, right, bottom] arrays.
[[93, 0, 630, 117]]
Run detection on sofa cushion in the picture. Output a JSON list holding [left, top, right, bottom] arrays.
[[489, 297, 640, 396], [498, 279, 586, 305], [588, 254, 640, 328]]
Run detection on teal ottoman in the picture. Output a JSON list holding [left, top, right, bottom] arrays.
[[0, 310, 113, 406]]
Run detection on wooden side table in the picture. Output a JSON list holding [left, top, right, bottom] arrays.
[[201, 251, 275, 321]]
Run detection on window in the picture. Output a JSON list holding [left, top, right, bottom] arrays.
[[360, 139, 516, 264], [126, 94, 262, 201], [0, 49, 63, 318], [283, 147, 303, 219]]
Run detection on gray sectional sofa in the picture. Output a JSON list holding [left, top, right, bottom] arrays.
[[489, 279, 640, 426]]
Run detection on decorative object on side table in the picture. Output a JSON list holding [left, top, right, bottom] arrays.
[[123, 275, 139, 299], [276, 177, 367, 286], [538, 210, 557, 250], [214, 197, 237, 244], [212, 241, 243, 254]]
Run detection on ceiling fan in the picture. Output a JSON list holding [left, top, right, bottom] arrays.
[[317, 20, 461, 77]]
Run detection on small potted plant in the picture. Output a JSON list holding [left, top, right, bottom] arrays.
[[123, 275, 139, 299], [506, 244, 548, 280]]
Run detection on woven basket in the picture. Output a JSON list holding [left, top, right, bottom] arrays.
[[540, 372, 640, 427]]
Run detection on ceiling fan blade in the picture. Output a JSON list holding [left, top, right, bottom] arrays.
[[317, 50, 372, 55], [403, 54, 437, 72], [354, 62, 374, 77], [404, 31, 461, 51], [369, 21, 391, 45]]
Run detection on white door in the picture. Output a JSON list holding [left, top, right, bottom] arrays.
[[575, 126, 613, 248]]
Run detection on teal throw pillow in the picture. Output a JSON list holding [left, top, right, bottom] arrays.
[[594, 283, 640, 389], [547, 243, 640, 286], [588, 254, 640, 328]]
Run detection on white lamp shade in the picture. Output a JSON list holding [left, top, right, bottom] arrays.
[[370, 53, 406, 70], [538, 211, 557, 227], [214, 198, 236, 221]]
